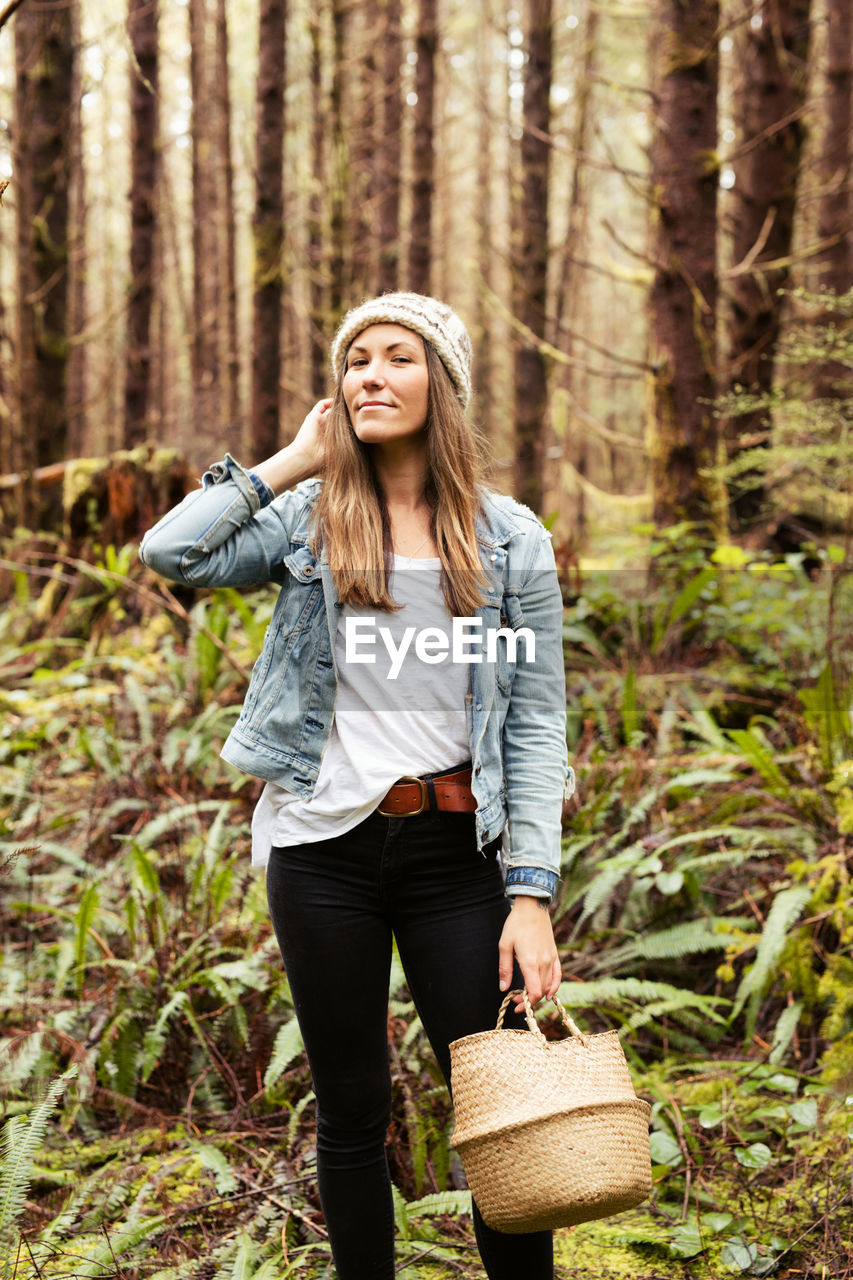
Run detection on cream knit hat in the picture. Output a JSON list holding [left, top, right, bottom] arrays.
[[330, 292, 473, 410]]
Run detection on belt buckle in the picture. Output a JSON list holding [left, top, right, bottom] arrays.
[[378, 775, 428, 817]]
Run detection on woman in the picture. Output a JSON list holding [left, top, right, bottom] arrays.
[[140, 292, 573, 1279]]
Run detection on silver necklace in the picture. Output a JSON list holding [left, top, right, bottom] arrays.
[[394, 531, 433, 562]]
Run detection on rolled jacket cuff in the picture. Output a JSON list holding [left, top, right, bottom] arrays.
[[247, 470, 275, 507], [200, 453, 272, 509], [505, 866, 559, 901]]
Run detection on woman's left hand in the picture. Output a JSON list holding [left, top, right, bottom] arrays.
[[498, 897, 562, 1013]]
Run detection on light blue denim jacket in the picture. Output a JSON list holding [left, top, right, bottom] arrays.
[[139, 455, 573, 898]]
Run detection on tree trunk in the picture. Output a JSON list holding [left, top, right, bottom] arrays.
[[351, 9, 377, 300], [216, 0, 240, 432], [125, 0, 160, 449], [513, 0, 552, 514], [649, 0, 720, 528], [251, 0, 286, 459], [474, 0, 496, 431], [818, 0, 852, 294], [378, 0, 402, 294], [409, 0, 436, 295], [14, 0, 74, 513], [725, 0, 812, 528], [308, 15, 326, 398], [66, 0, 86, 457], [329, 0, 348, 317], [190, 0, 221, 461], [549, 5, 598, 540]]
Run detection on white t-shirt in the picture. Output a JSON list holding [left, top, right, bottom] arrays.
[[250, 556, 472, 866]]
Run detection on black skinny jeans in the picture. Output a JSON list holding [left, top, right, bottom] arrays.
[[266, 806, 554, 1280]]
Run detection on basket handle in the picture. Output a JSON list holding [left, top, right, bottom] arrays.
[[495, 989, 588, 1044]]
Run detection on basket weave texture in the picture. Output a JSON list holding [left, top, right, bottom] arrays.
[[449, 992, 652, 1233]]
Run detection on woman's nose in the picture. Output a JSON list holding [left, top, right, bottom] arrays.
[[362, 361, 385, 386]]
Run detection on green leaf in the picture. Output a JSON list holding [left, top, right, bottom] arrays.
[[698, 1103, 723, 1128], [735, 1143, 772, 1170], [787, 1098, 818, 1129], [702, 1211, 734, 1233], [655, 870, 684, 895], [649, 1131, 682, 1166], [721, 1239, 759, 1271], [669, 1224, 703, 1259]]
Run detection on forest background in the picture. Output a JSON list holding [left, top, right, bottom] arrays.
[[1, 0, 853, 1277]]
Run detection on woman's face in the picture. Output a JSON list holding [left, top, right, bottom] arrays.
[[342, 324, 430, 448]]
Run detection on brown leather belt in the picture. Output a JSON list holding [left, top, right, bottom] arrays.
[[378, 765, 476, 817]]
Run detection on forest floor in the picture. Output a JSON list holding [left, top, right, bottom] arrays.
[[1, 532, 852, 1278]]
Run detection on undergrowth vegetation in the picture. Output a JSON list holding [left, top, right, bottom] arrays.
[[1, 530, 851, 1278]]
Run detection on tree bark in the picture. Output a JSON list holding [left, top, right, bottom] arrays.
[[350, 9, 377, 300], [408, 0, 437, 295], [308, 15, 327, 398], [125, 0, 160, 449], [513, 0, 552, 514], [14, 0, 74, 508], [216, 0, 240, 432], [190, 0, 221, 460], [66, 0, 86, 457], [251, 0, 286, 459], [378, 0, 402, 294], [725, 0, 812, 528], [329, 0, 348, 317], [817, 0, 852, 294], [649, 0, 720, 528]]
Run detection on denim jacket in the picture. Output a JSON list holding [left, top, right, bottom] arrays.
[[139, 455, 573, 898]]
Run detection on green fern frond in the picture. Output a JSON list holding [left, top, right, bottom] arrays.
[[405, 1190, 472, 1218], [557, 978, 728, 1024], [0, 1065, 77, 1237], [263, 1017, 305, 1090], [732, 884, 812, 1038], [595, 918, 755, 972]]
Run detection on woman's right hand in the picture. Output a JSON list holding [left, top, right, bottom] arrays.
[[253, 398, 333, 494], [289, 398, 333, 477]]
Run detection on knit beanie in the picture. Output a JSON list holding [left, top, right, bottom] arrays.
[[330, 292, 473, 410]]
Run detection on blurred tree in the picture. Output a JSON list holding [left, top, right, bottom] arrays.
[[649, 0, 720, 528], [329, 0, 347, 315], [409, 0, 437, 295], [514, 0, 552, 513], [308, 13, 327, 399], [124, 0, 160, 449], [378, 0, 402, 293], [13, 0, 75, 514], [725, 0, 812, 529], [817, 0, 852, 297], [190, 0, 221, 456], [251, 0, 286, 458], [216, 0, 240, 431]]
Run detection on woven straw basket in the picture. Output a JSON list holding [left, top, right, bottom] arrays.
[[449, 990, 651, 1233]]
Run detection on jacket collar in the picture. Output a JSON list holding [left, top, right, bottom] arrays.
[[475, 488, 522, 550]]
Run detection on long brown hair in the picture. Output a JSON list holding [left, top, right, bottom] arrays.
[[311, 341, 490, 616]]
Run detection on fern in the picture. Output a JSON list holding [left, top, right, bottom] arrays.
[[731, 884, 812, 1039], [264, 1018, 305, 1090], [192, 1140, 239, 1195], [405, 1190, 472, 1218], [556, 978, 728, 1025], [0, 1065, 77, 1239], [595, 918, 755, 973]]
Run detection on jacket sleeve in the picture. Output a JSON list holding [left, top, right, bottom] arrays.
[[139, 454, 312, 589], [500, 526, 573, 898]]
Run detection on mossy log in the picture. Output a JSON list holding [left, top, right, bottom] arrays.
[[0, 447, 191, 544]]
